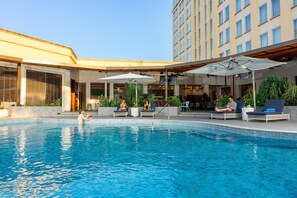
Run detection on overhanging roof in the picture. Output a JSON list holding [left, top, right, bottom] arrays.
[[166, 38, 297, 72]]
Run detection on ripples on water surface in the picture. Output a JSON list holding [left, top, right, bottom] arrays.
[[0, 123, 297, 197]]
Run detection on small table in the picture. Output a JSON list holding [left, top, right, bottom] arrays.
[[242, 107, 254, 120], [130, 107, 139, 117]]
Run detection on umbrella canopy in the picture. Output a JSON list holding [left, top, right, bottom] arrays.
[[187, 56, 286, 108], [99, 72, 155, 106]]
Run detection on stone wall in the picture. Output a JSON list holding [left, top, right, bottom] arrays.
[[8, 106, 62, 118], [284, 106, 297, 121]]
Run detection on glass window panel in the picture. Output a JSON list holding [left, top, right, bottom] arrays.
[[272, 0, 280, 17], [236, 20, 242, 36], [260, 33, 268, 47], [294, 19, 297, 39], [273, 27, 281, 44], [259, 4, 267, 24], [245, 14, 251, 32], [225, 6, 230, 21], [236, 0, 241, 12]]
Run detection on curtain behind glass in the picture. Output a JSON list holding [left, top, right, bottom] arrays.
[[26, 70, 62, 105], [0, 66, 17, 104]]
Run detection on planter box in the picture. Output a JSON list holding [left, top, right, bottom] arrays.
[[130, 107, 139, 117], [284, 106, 297, 121], [98, 107, 117, 117], [8, 106, 62, 118], [0, 110, 8, 117], [155, 107, 179, 117]]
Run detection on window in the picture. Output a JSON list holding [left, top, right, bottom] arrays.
[[90, 83, 110, 99], [186, 7, 191, 18], [186, 22, 191, 33], [219, 0, 224, 5], [173, 10, 178, 20], [294, 0, 297, 6], [187, 52, 192, 61], [225, 6, 230, 21], [219, 52, 224, 57], [245, 14, 251, 32], [259, 4, 267, 24], [173, 34, 178, 45], [246, 40, 252, 51], [187, 37, 192, 47], [225, 27, 230, 42], [180, 42, 185, 52], [180, 14, 184, 26], [271, 0, 280, 17], [173, 21, 178, 32], [226, 49, 231, 56], [237, 44, 243, 53], [236, 20, 242, 36], [179, 0, 184, 13], [180, 29, 184, 39], [294, 19, 297, 38], [244, 0, 250, 6], [273, 27, 281, 44], [26, 70, 62, 104], [219, 31, 224, 46], [260, 33, 268, 47], [236, 0, 242, 13], [173, 47, 179, 57], [0, 66, 17, 104], [219, 11, 223, 25]]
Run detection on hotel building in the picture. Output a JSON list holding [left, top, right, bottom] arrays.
[[172, 0, 297, 61]]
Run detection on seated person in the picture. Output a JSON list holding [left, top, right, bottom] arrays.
[[143, 100, 151, 110], [119, 100, 128, 111], [215, 96, 237, 112]]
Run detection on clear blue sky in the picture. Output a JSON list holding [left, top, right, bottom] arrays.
[[0, 0, 172, 61]]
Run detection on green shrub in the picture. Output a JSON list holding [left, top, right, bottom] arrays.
[[216, 95, 229, 107], [283, 85, 297, 105], [166, 96, 181, 107], [259, 75, 289, 99]]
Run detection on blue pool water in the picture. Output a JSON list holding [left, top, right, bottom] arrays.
[[1, 122, 297, 197]]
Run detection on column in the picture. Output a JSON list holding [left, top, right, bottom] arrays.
[[19, 64, 26, 105], [109, 82, 114, 99], [104, 72, 107, 98], [62, 70, 71, 111], [143, 85, 148, 94], [165, 70, 168, 99], [174, 85, 179, 96], [85, 82, 90, 105]]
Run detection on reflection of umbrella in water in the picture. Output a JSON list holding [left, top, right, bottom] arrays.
[[187, 56, 286, 109], [99, 72, 155, 107]]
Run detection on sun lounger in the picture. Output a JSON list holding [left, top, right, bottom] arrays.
[[210, 100, 244, 120], [114, 103, 128, 117], [246, 99, 290, 123], [140, 103, 156, 117]]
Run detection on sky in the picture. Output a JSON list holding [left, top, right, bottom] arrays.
[[0, 0, 173, 61]]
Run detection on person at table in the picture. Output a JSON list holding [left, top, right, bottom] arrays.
[[215, 96, 237, 112], [143, 100, 151, 110], [119, 100, 128, 111]]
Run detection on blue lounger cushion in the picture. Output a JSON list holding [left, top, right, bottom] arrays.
[[246, 99, 285, 116], [246, 111, 281, 115]]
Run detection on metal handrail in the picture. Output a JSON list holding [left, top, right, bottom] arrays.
[[154, 102, 170, 120]]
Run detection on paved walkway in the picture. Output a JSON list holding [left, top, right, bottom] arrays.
[[1, 115, 296, 133]]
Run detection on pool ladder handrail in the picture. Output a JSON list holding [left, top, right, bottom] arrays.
[[154, 102, 170, 120]]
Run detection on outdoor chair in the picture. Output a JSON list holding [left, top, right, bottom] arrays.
[[210, 99, 244, 120], [113, 103, 128, 117], [140, 103, 156, 117], [181, 101, 190, 112], [246, 99, 290, 123]]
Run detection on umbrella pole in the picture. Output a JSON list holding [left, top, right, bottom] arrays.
[[135, 81, 138, 107], [252, 70, 256, 110]]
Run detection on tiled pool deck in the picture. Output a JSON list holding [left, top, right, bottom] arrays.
[[0, 115, 296, 133]]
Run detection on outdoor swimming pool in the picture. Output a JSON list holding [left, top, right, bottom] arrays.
[[0, 120, 297, 197]]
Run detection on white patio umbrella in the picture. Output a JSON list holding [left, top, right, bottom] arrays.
[[99, 72, 155, 107], [187, 55, 286, 108]]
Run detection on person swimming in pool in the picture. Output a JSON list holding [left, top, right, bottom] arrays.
[[77, 110, 91, 125]]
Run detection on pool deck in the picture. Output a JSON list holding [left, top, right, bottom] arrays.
[[1, 115, 296, 133]]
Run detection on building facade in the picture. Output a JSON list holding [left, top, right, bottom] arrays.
[[172, 0, 297, 61]]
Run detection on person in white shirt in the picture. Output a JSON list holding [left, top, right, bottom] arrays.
[[215, 96, 237, 112]]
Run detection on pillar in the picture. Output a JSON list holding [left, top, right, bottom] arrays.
[[109, 82, 114, 99]]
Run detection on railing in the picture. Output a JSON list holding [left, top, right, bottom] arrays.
[[154, 103, 171, 120], [152, 103, 170, 130]]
